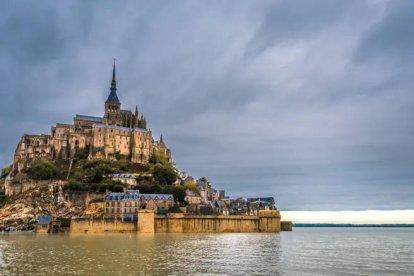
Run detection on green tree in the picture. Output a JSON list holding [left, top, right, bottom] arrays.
[[184, 181, 197, 191], [152, 164, 177, 186], [149, 153, 170, 165], [12, 172, 27, 183], [0, 189, 9, 208], [88, 170, 103, 183], [1, 166, 12, 179], [64, 179, 84, 191], [161, 185, 186, 203], [115, 151, 122, 161], [198, 177, 208, 183], [134, 180, 161, 194], [27, 158, 57, 180], [75, 146, 90, 160]]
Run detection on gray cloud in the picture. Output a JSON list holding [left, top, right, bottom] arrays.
[[1, 0, 413, 210]]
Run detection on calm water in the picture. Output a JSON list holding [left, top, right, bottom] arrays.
[[0, 228, 413, 275]]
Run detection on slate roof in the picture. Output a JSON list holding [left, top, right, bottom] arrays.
[[38, 215, 52, 225], [121, 109, 132, 114], [105, 190, 140, 201], [105, 192, 125, 201], [104, 191, 173, 201], [124, 190, 140, 200], [106, 90, 120, 104], [93, 124, 149, 133], [186, 190, 199, 197], [75, 114, 103, 123], [247, 197, 275, 203], [141, 194, 174, 201], [55, 123, 75, 128], [112, 173, 136, 179]]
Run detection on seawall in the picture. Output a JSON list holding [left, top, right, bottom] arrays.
[[70, 210, 281, 234], [70, 217, 137, 233]]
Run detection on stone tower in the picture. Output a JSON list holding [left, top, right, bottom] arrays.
[[104, 60, 122, 126]]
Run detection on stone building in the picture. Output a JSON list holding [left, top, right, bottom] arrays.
[[111, 173, 137, 187], [12, 61, 171, 173], [104, 190, 140, 221], [104, 190, 174, 220], [140, 194, 175, 211]]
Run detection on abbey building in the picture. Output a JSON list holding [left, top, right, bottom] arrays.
[[12, 62, 171, 172]]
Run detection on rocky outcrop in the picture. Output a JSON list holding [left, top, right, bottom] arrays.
[[0, 181, 104, 229]]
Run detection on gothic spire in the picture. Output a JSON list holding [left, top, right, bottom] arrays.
[[134, 106, 139, 128], [111, 58, 116, 90], [106, 59, 120, 104]]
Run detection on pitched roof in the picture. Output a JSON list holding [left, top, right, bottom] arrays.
[[75, 114, 103, 123], [141, 194, 174, 201], [106, 90, 120, 104], [105, 191, 140, 200], [93, 124, 149, 133], [247, 197, 275, 203], [112, 173, 136, 179], [38, 215, 52, 225]]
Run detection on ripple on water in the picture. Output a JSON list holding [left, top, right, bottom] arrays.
[[0, 229, 413, 276]]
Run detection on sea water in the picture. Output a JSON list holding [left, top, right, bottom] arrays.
[[0, 228, 413, 275]]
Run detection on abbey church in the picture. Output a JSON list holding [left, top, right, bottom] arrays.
[[12, 62, 171, 172]]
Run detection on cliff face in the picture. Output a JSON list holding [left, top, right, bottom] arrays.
[[0, 181, 104, 229]]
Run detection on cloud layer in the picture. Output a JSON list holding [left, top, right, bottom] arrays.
[[1, 0, 413, 210]]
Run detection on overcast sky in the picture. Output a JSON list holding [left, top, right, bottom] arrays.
[[1, 0, 413, 211]]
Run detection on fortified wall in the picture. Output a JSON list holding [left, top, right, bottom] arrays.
[[70, 210, 281, 234]]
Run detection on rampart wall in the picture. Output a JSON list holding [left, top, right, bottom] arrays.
[[70, 210, 281, 234]]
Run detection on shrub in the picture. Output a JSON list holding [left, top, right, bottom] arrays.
[[97, 163, 114, 174], [115, 152, 123, 161], [75, 146, 90, 160], [184, 181, 197, 191], [0, 193, 9, 208], [1, 166, 12, 179], [98, 179, 125, 193], [134, 180, 161, 194], [12, 172, 28, 184], [152, 164, 177, 186], [149, 153, 170, 165], [27, 158, 57, 180], [87, 170, 103, 184], [161, 185, 186, 203], [64, 179, 84, 191]]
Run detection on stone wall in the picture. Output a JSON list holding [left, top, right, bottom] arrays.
[[70, 210, 281, 234], [154, 214, 260, 233], [281, 221, 293, 231], [70, 218, 137, 233], [65, 191, 104, 208]]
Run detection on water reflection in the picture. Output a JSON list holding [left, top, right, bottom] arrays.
[[0, 233, 282, 275], [1, 229, 413, 275]]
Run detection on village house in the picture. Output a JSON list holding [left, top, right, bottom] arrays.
[[212, 200, 230, 215], [104, 190, 143, 221], [111, 173, 137, 187], [104, 192, 124, 219], [140, 194, 174, 213], [185, 190, 203, 205], [247, 197, 277, 211]]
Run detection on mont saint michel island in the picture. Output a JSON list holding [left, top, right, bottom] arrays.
[[0, 62, 288, 234]]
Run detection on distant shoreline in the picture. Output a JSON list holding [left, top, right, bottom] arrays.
[[293, 223, 414, 228]]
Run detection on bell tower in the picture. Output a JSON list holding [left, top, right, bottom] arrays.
[[104, 59, 122, 126]]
